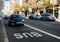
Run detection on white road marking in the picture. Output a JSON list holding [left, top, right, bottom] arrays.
[[14, 32, 42, 39], [24, 24, 60, 40]]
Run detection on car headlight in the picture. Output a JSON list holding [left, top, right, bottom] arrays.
[[22, 19, 24, 21], [49, 17, 54, 19]]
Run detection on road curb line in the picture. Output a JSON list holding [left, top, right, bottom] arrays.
[[1, 19, 9, 42]]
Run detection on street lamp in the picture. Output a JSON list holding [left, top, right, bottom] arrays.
[[58, 5, 60, 19], [52, 4, 55, 17]]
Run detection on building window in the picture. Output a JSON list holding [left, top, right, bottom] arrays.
[[25, 0, 28, 2]]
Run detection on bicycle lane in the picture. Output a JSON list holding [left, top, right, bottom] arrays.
[[4, 23, 60, 42]]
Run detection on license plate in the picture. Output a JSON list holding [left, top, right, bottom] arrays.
[[16, 22, 22, 24]]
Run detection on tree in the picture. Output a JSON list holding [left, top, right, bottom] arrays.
[[40, 0, 53, 13], [10, 2, 21, 12], [22, 3, 29, 11], [41, 0, 58, 13]]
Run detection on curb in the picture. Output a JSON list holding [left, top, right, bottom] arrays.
[[55, 19, 60, 22], [23, 16, 29, 19], [0, 18, 9, 42]]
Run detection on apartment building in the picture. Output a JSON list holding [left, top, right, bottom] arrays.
[[57, 0, 60, 5]]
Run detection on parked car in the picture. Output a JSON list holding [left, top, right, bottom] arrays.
[[40, 13, 56, 21], [8, 14, 24, 26], [29, 15, 41, 20]]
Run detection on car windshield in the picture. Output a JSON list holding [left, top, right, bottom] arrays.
[[41, 14, 51, 16], [10, 15, 21, 19], [14, 15, 20, 18]]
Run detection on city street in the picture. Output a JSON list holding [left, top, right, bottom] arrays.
[[4, 19, 60, 42], [0, 0, 60, 42]]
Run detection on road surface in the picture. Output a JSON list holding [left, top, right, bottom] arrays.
[[4, 19, 60, 42]]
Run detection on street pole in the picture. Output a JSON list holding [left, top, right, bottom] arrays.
[[58, 5, 60, 19], [53, 4, 55, 17]]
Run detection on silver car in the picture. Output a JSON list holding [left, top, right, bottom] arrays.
[[40, 14, 56, 21]]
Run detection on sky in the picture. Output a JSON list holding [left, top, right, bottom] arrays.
[[2, 0, 23, 15], [4, 1, 10, 9], [1, 0, 11, 15]]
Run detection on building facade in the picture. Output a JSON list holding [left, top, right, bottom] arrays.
[[57, 0, 60, 5]]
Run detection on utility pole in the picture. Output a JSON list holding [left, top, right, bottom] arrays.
[[52, 4, 55, 17], [58, 5, 60, 19]]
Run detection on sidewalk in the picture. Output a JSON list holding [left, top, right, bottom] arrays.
[[0, 18, 8, 42], [0, 18, 4, 42], [55, 19, 60, 22]]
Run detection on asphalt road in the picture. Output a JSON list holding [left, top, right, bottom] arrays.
[[4, 19, 60, 42]]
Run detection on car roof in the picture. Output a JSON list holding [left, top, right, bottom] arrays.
[[10, 14, 21, 18]]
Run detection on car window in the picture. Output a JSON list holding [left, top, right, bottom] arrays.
[[10, 15, 21, 19], [42, 14, 51, 16]]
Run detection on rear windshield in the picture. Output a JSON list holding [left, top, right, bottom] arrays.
[[10, 15, 21, 19]]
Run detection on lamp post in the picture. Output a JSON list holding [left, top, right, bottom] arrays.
[[58, 5, 60, 19], [52, 4, 55, 17]]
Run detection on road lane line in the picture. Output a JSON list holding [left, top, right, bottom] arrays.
[[24, 24, 60, 40]]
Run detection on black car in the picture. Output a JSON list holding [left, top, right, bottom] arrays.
[[40, 13, 56, 21], [8, 14, 24, 26]]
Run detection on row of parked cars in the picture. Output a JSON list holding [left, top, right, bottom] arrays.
[[3, 13, 56, 26], [29, 13, 56, 21]]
